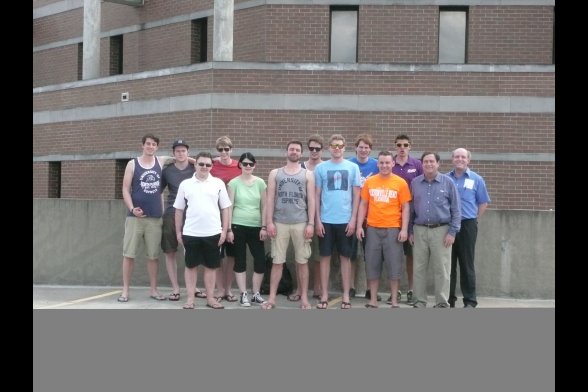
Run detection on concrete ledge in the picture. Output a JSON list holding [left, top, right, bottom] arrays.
[[33, 199, 554, 299]]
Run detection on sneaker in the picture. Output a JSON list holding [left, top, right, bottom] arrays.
[[240, 292, 251, 307], [406, 290, 414, 304], [251, 292, 267, 305], [433, 303, 449, 308]]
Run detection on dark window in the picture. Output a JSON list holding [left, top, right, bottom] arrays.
[[109, 35, 123, 75], [77, 43, 83, 80], [114, 159, 130, 199], [48, 162, 61, 198], [191, 18, 208, 63], [439, 7, 468, 64], [330, 6, 358, 63]]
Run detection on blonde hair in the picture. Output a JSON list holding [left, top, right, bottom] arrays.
[[215, 135, 233, 148]]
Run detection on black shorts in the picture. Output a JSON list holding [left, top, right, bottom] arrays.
[[182, 234, 222, 269]]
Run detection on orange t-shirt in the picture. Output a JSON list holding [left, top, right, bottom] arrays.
[[360, 174, 411, 228]]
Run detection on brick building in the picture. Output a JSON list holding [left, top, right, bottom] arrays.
[[33, 0, 555, 210]]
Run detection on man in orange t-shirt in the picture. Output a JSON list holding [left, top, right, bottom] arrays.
[[356, 151, 411, 308]]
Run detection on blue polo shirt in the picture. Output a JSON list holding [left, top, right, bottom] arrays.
[[447, 168, 491, 220]]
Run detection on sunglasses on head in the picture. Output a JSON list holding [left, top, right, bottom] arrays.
[[396, 143, 410, 148], [197, 162, 212, 167], [217, 147, 231, 152], [241, 162, 255, 167], [308, 147, 322, 152]]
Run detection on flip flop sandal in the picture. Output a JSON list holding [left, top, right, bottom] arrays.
[[194, 290, 207, 298], [182, 303, 195, 309], [168, 293, 180, 301], [316, 301, 329, 310], [287, 294, 301, 302], [117, 296, 129, 303], [340, 302, 352, 309], [206, 303, 225, 309], [150, 294, 166, 301], [222, 294, 238, 302]]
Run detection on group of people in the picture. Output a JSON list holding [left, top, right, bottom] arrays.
[[118, 132, 490, 310]]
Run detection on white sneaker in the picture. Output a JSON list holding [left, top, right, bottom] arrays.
[[240, 292, 251, 307], [251, 292, 267, 305]]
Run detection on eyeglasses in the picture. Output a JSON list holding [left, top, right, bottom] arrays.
[[330, 144, 345, 149], [396, 143, 410, 148], [197, 162, 213, 167], [217, 147, 231, 152], [308, 147, 322, 152], [241, 162, 255, 167]]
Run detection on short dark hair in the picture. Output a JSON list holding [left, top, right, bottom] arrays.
[[142, 133, 160, 145]]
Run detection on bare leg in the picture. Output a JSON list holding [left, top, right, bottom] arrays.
[[264, 263, 283, 307], [367, 279, 379, 307], [319, 256, 331, 302], [121, 256, 135, 298], [339, 256, 351, 304], [297, 262, 310, 308], [184, 267, 196, 307], [165, 251, 180, 294], [252, 272, 264, 294], [223, 256, 236, 297], [235, 271, 247, 293], [389, 279, 400, 307], [312, 260, 322, 296], [147, 258, 161, 296], [205, 267, 221, 306]]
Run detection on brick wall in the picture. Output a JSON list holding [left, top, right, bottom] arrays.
[[33, 162, 51, 198], [359, 6, 438, 64], [265, 5, 329, 62], [469, 6, 554, 64], [33, 45, 79, 87], [61, 160, 119, 199], [234, 6, 266, 61]]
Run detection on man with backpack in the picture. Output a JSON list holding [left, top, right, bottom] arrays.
[[263, 141, 316, 309]]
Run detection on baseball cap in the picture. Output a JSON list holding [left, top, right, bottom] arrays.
[[172, 139, 189, 149]]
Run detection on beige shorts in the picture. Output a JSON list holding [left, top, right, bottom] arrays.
[[271, 222, 311, 264], [123, 217, 163, 259]]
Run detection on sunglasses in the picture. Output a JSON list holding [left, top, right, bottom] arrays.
[[396, 143, 410, 148], [241, 162, 255, 167], [308, 147, 322, 152], [197, 162, 213, 167], [217, 147, 231, 152], [330, 144, 345, 149]]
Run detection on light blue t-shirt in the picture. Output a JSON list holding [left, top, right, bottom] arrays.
[[314, 160, 361, 224]]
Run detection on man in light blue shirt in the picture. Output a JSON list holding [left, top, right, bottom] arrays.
[[447, 148, 490, 308]]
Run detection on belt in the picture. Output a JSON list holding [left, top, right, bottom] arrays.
[[417, 223, 448, 229]]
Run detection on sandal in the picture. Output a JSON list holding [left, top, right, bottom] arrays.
[[206, 303, 225, 309], [182, 303, 195, 309], [316, 301, 329, 310], [340, 301, 352, 309], [222, 294, 238, 302], [287, 294, 301, 302], [194, 290, 207, 298], [117, 295, 129, 303], [168, 292, 180, 301]]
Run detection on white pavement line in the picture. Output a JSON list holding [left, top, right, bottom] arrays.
[[35, 290, 122, 309]]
